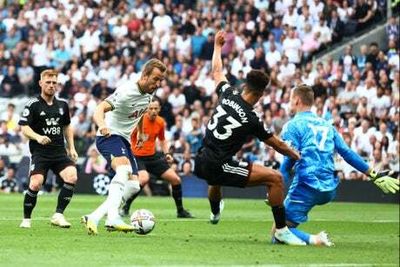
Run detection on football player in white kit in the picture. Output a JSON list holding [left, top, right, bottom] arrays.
[[82, 59, 167, 235]]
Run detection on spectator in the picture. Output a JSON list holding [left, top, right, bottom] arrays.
[[301, 24, 321, 61], [374, 122, 393, 143], [200, 33, 215, 60], [0, 103, 19, 132], [278, 55, 296, 81], [152, 7, 173, 35], [17, 59, 34, 95], [168, 87, 186, 116], [265, 42, 282, 69], [327, 9, 344, 43], [386, 16, 399, 41], [1, 65, 23, 97], [0, 168, 18, 193], [282, 28, 302, 65], [353, 0, 374, 31], [191, 28, 207, 58], [3, 26, 21, 50], [84, 146, 107, 175], [186, 116, 203, 154], [357, 45, 368, 73], [0, 158, 8, 177], [313, 17, 332, 50]]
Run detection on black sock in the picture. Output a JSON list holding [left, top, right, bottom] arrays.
[[56, 182, 75, 214], [123, 186, 143, 212], [271, 205, 286, 229], [209, 199, 221, 215], [24, 188, 38, 219], [172, 184, 183, 212]]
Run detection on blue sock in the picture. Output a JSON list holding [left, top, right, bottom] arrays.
[[289, 227, 311, 244]]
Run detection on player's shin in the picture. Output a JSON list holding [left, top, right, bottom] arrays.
[[271, 205, 286, 229], [121, 179, 141, 212], [172, 184, 183, 211], [289, 227, 311, 244], [208, 186, 222, 215], [23, 188, 38, 218], [56, 182, 75, 213], [107, 165, 131, 220]]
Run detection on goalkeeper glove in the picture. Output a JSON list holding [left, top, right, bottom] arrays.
[[369, 170, 400, 194]]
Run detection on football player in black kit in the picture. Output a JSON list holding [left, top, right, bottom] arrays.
[[18, 69, 78, 229], [194, 31, 306, 245]]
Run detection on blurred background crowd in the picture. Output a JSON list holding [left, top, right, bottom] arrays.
[[0, 0, 398, 193]]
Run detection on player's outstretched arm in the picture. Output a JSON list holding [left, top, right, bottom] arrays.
[[334, 130, 399, 194], [264, 135, 300, 160], [93, 100, 113, 137], [280, 157, 296, 187], [21, 125, 51, 145], [211, 31, 228, 87]]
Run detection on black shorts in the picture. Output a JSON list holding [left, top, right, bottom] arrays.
[[194, 152, 251, 188], [136, 152, 170, 178], [30, 154, 75, 177]]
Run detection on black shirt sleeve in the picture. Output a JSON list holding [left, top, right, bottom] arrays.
[[253, 114, 273, 141], [216, 81, 233, 98], [18, 102, 35, 126], [63, 101, 71, 125]]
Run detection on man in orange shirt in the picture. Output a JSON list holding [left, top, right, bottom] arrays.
[[121, 98, 194, 218]]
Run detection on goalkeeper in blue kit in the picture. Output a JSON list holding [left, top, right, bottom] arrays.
[[277, 84, 399, 246]]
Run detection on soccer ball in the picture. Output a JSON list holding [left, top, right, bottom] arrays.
[[130, 209, 155, 235]]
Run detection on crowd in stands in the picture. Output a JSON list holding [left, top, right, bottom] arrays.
[[0, 0, 398, 193]]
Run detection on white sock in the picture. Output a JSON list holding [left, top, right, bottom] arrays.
[[106, 165, 131, 221], [89, 200, 108, 223], [122, 179, 140, 203], [309, 235, 318, 245], [90, 165, 131, 222]]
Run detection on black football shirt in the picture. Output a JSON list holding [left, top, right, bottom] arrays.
[[18, 96, 71, 157], [202, 81, 273, 163]]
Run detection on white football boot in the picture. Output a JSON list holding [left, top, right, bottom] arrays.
[[51, 213, 71, 228], [274, 226, 307, 246], [313, 231, 335, 247], [19, 218, 31, 228], [209, 200, 225, 225]]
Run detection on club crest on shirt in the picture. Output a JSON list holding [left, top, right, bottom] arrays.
[[59, 108, 64, 115], [22, 108, 30, 117]]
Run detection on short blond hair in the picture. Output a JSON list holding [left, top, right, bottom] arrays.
[[142, 59, 166, 76], [40, 69, 58, 80], [293, 84, 314, 106]]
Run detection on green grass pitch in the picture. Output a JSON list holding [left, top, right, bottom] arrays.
[[0, 194, 398, 266]]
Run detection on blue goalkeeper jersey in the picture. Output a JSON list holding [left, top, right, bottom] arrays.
[[280, 111, 369, 192]]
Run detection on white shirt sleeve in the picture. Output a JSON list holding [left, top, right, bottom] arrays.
[[105, 87, 126, 111]]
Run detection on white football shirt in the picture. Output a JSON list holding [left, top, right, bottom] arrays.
[[98, 82, 153, 143]]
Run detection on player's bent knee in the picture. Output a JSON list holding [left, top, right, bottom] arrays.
[[270, 171, 284, 185], [60, 166, 78, 184], [111, 157, 131, 169], [29, 175, 44, 191], [113, 165, 132, 184], [29, 182, 42, 191], [64, 175, 77, 184], [170, 176, 181, 186], [138, 171, 150, 185], [162, 169, 181, 185]]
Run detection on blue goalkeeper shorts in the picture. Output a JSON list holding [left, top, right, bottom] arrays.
[[284, 182, 336, 225]]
